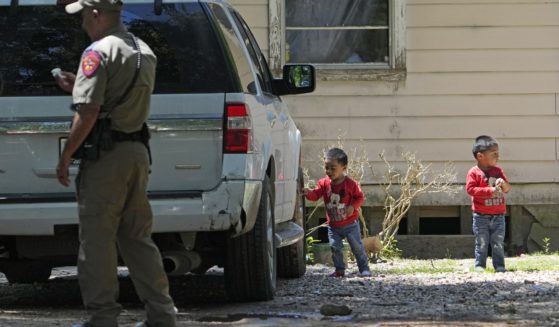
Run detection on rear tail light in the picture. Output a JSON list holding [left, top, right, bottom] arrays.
[[224, 103, 252, 153]]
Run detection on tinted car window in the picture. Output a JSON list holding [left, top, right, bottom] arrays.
[[0, 5, 84, 97], [0, 2, 234, 97], [231, 10, 273, 94], [207, 3, 255, 94], [126, 3, 234, 93]]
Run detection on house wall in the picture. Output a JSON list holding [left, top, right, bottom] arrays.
[[231, 0, 559, 255]]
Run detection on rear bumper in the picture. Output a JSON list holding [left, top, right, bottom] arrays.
[[0, 180, 261, 235]]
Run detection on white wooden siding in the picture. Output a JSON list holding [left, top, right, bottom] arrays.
[[408, 3, 559, 27], [286, 94, 555, 117], [408, 50, 559, 73]]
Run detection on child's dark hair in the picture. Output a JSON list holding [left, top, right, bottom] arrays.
[[325, 147, 348, 166], [472, 135, 498, 158]]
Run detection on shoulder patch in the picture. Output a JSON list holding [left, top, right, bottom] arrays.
[[81, 51, 101, 77]]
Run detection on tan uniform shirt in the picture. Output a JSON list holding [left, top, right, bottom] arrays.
[[72, 24, 157, 133]]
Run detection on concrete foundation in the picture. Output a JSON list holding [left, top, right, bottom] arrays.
[[305, 203, 558, 259], [395, 235, 474, 259]]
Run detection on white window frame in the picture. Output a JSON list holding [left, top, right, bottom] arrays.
[[268, 0, 406, 80]]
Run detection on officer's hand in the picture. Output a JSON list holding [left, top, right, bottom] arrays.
[[56, 157, 71, 187], [53, 71, 76, 93]]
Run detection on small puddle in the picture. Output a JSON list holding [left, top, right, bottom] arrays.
[[197, 312, 323, 323]]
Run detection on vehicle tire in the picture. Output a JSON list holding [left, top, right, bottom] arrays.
[[225, 175, 276, 301], [277, 168, 307, 278], [1, 261, 52, 284]]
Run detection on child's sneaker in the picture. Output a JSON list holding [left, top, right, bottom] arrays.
[[359, 270, 372, 277], [495, 266, 506, 273], [329, 271, 345, 278]]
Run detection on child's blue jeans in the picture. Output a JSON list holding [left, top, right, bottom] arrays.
[[328, 220, 370, 273], [472, 213, 506, 269]]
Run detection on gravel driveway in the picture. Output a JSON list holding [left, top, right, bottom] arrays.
[[0, 259, 558, 326]]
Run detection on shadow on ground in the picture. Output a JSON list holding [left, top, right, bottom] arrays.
[[0, 272, 228, 308]]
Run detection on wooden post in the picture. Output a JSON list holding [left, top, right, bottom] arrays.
[[407, 206, 420, 235], [460, 205, 473, 235]]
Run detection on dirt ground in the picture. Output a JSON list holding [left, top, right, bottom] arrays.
[[0, 260, 558, 326]]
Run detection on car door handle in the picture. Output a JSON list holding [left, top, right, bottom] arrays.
[[280, 115, 289, 127], [267, 112, 277, 127], [279, 113, 289, 127]]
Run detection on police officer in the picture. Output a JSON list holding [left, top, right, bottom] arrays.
[[54, 0, 176, 326]]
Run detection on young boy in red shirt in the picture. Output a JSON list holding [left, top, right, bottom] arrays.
[[304, 148, 371, 277], [466, 135, 511, 272]]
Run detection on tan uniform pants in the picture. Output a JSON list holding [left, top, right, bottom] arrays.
[[76, 141, 176, 327]]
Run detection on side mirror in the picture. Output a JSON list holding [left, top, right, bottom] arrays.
[[273, 64, 315, 96]]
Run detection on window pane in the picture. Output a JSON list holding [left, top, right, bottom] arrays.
[[287, 29, 388, 64], [0, 5, 85, 97], [232, 11, 273, 94], [0, 2, 234, 97], [124, 3, 234, 94], [208, 3, 255, 93], [286, 0, 388, 27]]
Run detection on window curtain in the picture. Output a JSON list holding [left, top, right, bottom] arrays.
[[286, 0, 386, 63]]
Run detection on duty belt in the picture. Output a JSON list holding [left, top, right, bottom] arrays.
[[111, 127, 153, 166], [112, 130, 144, 142]]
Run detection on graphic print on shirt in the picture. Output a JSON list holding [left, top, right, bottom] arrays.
[[485, 175, 505, 207], [325, 189, 347, 222]]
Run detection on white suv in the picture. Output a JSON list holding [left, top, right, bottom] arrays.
[[0, 0, 314, 301]]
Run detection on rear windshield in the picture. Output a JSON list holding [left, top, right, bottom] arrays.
[[0, 1, 234, 96]]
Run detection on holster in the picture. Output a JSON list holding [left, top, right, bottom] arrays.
[[72, 118, 114, 161]]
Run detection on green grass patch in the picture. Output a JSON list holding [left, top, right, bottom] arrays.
[[506, 254, 559, 272], [371, 258, 464, 274], [370, 254, 559, 274]]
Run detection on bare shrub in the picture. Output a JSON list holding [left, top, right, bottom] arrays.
[[303, 135, 458, 261], [379, 151, 459, 245]]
